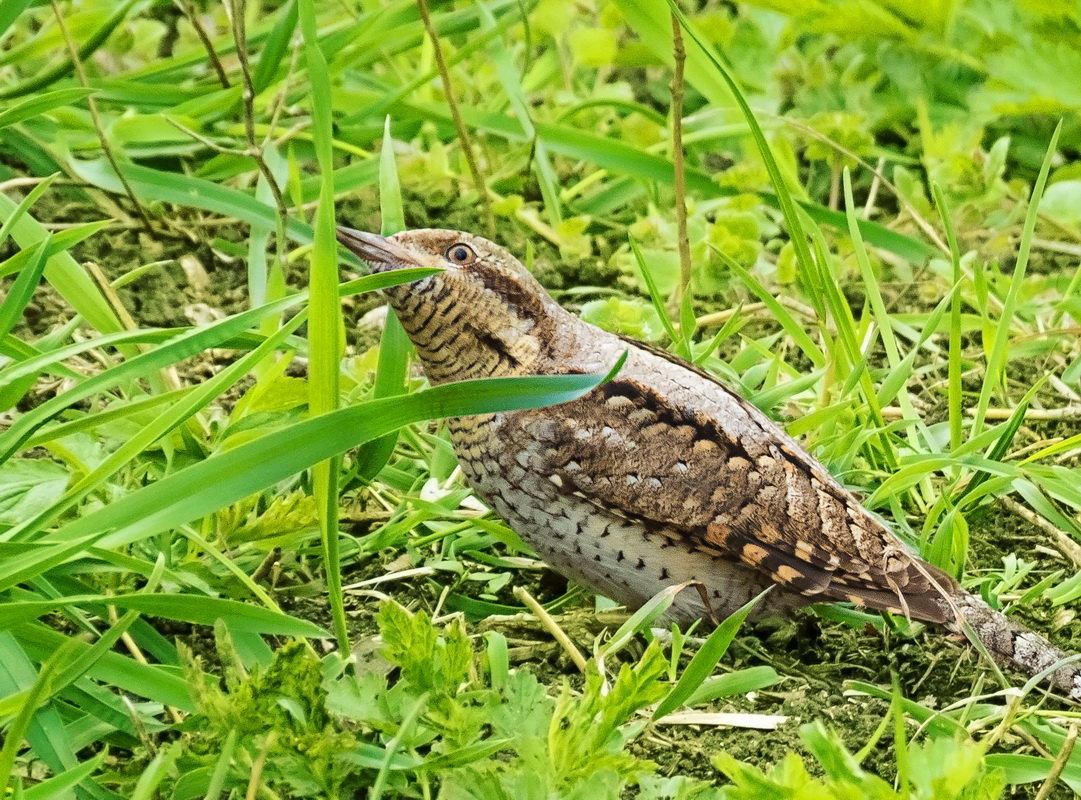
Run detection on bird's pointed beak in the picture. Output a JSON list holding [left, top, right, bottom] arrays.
[[336, 227, 419, 271]]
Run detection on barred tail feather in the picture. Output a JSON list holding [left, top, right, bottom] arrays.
[[939, 592, 1081, 702]]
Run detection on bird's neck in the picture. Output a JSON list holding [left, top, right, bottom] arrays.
[[384, 277, 583, 384]]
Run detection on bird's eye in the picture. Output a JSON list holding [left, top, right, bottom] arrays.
[[445, 243, 477, 264]]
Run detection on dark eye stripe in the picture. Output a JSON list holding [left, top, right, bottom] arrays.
[[464, 262, 545, 317]]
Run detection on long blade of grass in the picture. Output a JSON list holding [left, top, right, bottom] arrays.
[[931, 183, 966, 453], [0, 174, 57, 251], [5, 314, 307, 542], [23, 753, 105, 800], [0, 594, 326, 637], [710, 246, 825, 368], [0, 238, 50, 341], [0, 220, 112, 281], [253, 0, 298, 92], [10, 370, 608, 588], [15, 622, 192, 711], [0, 88, 95, 130], [652, 588, 768, 719], [298, 0, 347, 656], [971, 122, 1061, 435], [67, 157, 314, 245], [0, 633, 92, 797], [629, 236, 688, 358], [0, 637, 82, 794], [353, 118, 413, 480], [0, 194, 121, 335]]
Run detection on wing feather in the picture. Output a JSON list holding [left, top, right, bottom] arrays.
[[515, 368, 959, 624]]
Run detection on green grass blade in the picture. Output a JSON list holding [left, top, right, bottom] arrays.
[[15, 623, 192, 711], [0, 595, 325, 638], [298, 0, 347, 657], [19, 371, 608, 575], [682, 665, 779, 707], [0, 238, 49, 341], [628, 236, 688, 358], [253, 0, 298, 92], [339, 267, 442, 297], [67, 158, 314, 245], [931, 183, 966, 454], [971, 122, 1061, 435], [5, 315, 307, 542], [0, 638, 76, 793], [0, 295, 304, 464], [0, 194, 121, 335], [0, 88, 95, 130], [354, 116, 411, 481], [0, 174, 57, 251], [652, 588, 768, 719], [0, 221, 112, 281], [22, 753, 105, 800], [711, 247, 825, 368]]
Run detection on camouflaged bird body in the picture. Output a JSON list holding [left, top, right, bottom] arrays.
[[338, 225, 1081, 702], [446, 321, 953, 622], [449, 407, 798, 622]]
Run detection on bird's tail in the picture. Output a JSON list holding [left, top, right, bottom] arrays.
[[937, 592, 1081, 702]]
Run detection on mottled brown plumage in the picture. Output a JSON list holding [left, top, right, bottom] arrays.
[[337, 225, 1081, 702]]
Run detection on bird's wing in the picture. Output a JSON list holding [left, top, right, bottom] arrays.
[[514, 369, 958, 624]]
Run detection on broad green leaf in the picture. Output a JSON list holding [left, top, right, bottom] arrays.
[[0, 459, 69, 529]]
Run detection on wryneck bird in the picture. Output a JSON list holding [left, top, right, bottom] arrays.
[[337, 225, 1081, 703]]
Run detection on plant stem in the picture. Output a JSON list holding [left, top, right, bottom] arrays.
[[51, 0, 153, 231], [173, 0, 231, 88], [670, 10, 692, 312], [416, 0, 495, 236]]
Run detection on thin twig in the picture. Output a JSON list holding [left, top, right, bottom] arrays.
[[108, 606, 184, 724], [225, 0, 289, 219], [696, 296, 817, 328], [513, 585, 588, 674], [1033, 724, 1078, 800], [51, 0, 153, 231], [250, 547, 282, 585], [225, 0, 290, 300], [863, 156, 885, 216], [244, 731, 277, 800], [978, 406, 1081, 421], [0, 177, 55, 192], [828, 161, 841, 210], [669, 11, 692, 310], [173, 0, 231, 88], [85, 262, 186, 394], [1000, 495, 1081, 568], [164, 115, 250, 156], [1032, 237, 1081, 258], [416, 0, 494, 235]]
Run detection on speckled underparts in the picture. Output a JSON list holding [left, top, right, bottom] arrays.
[[337, 225, 1081, 703]]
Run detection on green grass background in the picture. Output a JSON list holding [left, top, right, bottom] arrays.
[[0, 0, 1080, 797]]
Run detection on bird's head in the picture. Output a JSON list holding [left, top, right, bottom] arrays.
[[336, 227, 573, 381]]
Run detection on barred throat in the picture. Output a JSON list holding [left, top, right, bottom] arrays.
[[383, 274, 564, 384]]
